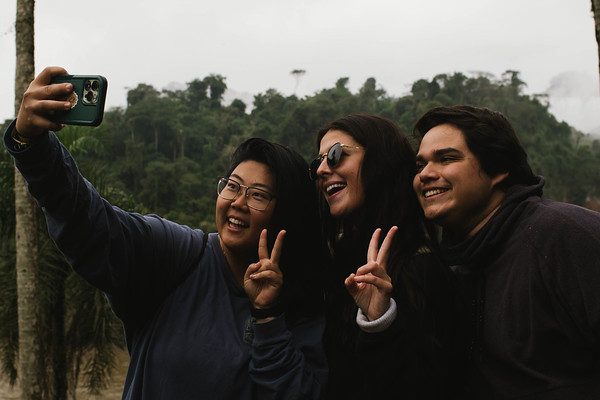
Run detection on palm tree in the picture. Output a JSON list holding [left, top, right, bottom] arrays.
[[11, 2, 125, 395], [290, 69, 306, 95], [1, 121, 126, 398]]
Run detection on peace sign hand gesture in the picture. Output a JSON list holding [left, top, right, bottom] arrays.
[[244, 229, 286, 309], [345, 226, 398, 321]]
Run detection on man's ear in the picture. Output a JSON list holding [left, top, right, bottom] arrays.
[[491, 171, 509, 188]]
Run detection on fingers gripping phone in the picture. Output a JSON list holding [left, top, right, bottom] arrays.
[[50, 75, 108, 126]]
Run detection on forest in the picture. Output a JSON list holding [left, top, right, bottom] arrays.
[[2, 70, 600, 396]]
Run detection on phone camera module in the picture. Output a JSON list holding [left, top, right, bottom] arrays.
[[82, 79, 100, 105]]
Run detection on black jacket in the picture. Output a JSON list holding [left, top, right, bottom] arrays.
[[323, 251, 467, 400], [443, 177, 600, 399]]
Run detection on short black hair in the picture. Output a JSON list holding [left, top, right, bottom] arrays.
[[227, 138, 325, 322], [413, 105, 536, 188]]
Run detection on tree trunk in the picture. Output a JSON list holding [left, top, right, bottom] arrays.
[[14, 0, 47, 398], [593, 0, 600, 90], [51, 276, 67, 400]]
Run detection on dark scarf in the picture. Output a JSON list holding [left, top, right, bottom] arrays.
[[440, 177, 545, 269]]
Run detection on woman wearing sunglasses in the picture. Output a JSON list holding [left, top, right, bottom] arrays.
[[311, 113, 464, 399], [7, 67, 327, 399]]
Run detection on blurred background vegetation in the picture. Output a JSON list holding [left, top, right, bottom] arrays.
[[2, 70, 600, 397]]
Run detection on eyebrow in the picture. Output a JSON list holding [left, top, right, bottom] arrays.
[[416, 147, 464, 161], [230, 173, 273, 191]]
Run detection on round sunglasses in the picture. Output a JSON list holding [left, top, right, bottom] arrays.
[[309, 142, 362, 180]]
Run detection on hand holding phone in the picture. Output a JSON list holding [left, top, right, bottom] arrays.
[[50, 75, 108, 126]]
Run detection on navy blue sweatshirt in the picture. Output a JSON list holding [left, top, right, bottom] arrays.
[[4, 122, 327, 399]]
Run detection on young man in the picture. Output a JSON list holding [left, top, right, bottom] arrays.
[[413, 105, 600, 399]]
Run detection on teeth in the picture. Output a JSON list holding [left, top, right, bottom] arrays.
[[424, 188, 448, 198], [326, 183, 346, 195], [228, 217, 248, 228]]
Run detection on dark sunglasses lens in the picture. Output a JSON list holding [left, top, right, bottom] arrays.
[[309, 157, 321, 180], [327, 143, 343, 168], [309, 143, 343, 180]]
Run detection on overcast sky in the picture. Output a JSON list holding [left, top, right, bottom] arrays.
[[1, 0, 599, 134]]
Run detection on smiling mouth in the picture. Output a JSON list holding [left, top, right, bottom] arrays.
[[424, 188, 449, 198], [227, 217, 249, 229], [325, 183, 346, 196]]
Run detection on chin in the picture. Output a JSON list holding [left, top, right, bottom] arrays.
[[424, 212, 443, 225], [328, 210, 341, 218], [426, 211, 452, 229], [327, 205, 345, 218], [330, 204, 361, 219]]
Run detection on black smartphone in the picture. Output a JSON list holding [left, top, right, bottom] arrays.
[[50, 75, 108, 126]]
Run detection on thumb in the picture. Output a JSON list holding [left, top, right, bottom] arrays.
[[244, 262, 261, 280], [344, 273, 359, 296]]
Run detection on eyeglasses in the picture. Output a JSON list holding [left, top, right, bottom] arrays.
[[217, 177, 275, 211], [309, 142, 362, 180]]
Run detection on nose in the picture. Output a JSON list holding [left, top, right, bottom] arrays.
[[230, 187, 249, 208], [416, 162, 438, 182], [315, 156, 331, 178]]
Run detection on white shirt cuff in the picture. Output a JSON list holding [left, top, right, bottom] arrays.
[[356, 298, 397, 333]]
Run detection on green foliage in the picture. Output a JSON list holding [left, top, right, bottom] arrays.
[[2, 70, 600, 396], [64, 275, 123, 397], [0, 121, 125, 394], [73, 70, 600, 222]]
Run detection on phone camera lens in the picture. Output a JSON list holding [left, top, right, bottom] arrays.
[[85, 91, 94, 103], [84, 81, 92, 91], [91, 80, 99, 91]]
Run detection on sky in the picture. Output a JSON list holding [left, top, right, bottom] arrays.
[[1, 0, 599, 135]]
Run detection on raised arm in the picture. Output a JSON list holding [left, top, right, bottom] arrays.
[[6, 67, 205, 327], [244, 229, 327, 399]]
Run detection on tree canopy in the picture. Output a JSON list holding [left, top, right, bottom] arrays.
[[45, 70, 599, 229], [2, 69, 600, 396]]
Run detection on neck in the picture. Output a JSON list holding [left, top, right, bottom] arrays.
[[219, 237, 252, 285], [466, 201, 502, 237], [447, 190, 506, 242]]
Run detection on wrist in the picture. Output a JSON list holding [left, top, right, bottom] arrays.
[[356, 298, 397, 333], [367, 300, 390, 321], [11, 127, 30, 150], [250, 301, 285, 319], [254, 316, 277, 324], [12, 127, 30, 143]]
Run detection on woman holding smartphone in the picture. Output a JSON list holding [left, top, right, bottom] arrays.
[[311, 113, 464, 399], [6, 67, 327, 399]]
